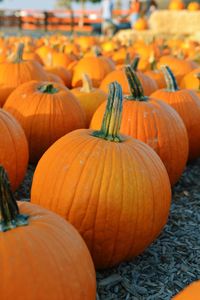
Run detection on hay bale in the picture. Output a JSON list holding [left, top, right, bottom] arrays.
[[149, 10, 200, 35]]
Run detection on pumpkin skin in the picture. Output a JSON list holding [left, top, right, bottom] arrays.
[[45, 66, 72, 88], [187, 2, 200, 11], [180, 67, 200, 89], [91, 67, 189, 185], [4, 81, 85, 163], [72, 55, 115, 88], [133, 18, 148, 30], [145, 70, 166, 89], [0, 85, 15, 107], [169, 0, 185, 10], [0, 109, 28, 190], [173, 281, 200, 299], [31, 82, 171, 269], [71, 74, 107, 127], [152, 67, 200, 161], [0, 168, 96, 300], [100, 68, 158, 96]]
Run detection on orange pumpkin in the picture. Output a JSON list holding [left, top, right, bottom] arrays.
[[31, 82, 171, 269], [169, 0, 185, 10], [71, 73, 107, 127], [0, 109, 28, 190], [187, 2, 200, 11], [133, 18, 148, 30], [180, 67, 200, 89], [45, 66, 72, 88], [72, 52, 115, 88], [4, 81, 85, 163], [152, 66, 200, 161], [0, 166, 96, 300], [91, 66, 188, 185], [0, 43, 48, 106], [173, 281, 200, 299], [100, 57, 158, 96]]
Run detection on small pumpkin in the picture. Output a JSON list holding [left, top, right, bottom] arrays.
[[0, 166, 96, 300], [0, 109, 28, 191], [187, 2, 200, 11], [180, 67, 200, 89], [169, 0, 185, 10], [133, 18, 148, 30], [72, 49, 115, 88], [4, 81, 85, 163], [31, 82, 171, 269], [71, 73, 107, 127], [151, 66, 200, 161]]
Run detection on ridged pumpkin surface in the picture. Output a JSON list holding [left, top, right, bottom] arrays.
[[90, 98, 188, 185], [0, 201, 96, 300], [0, 109, 28, 190], [173, 281, 200, 299], [4, 81, 85, 163], [180, 67, 200, 89], [151, 89, 200, 161], [100, 69, 158, 96], [31, 128, 171, 268]]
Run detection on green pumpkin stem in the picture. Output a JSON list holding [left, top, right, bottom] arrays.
[[80, 73, 93, 93], [125, 65, 147, 101], [92, 46, 102, 57], [0, 166, 29, 232], [38, 84, 58, 94], [92, 82, 123, 142], [162, 65, 179, 91], [131, 56, 140, 71], [14, 43, 24, 63]]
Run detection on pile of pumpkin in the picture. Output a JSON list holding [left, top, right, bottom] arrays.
[[1, 34, 200, 299]]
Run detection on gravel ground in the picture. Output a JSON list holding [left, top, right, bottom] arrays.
[[15, 160, 200, 300]]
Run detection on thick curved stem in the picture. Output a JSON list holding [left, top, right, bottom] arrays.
[[13, 43, 24, 63], [0, 166, 29, 232], [161, 65, 179, 91], [38, 84, 58, 94], [80, 73, 93, 93], [125, 65, 147, 101], [92, 82, 123, 142], [131, 56, 140, 71]]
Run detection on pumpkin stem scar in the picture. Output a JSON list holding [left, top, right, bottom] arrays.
[[0, 166, 29, 232], [92, 81, 124, 142], [161, 65, 179, 92], [124, 65, 148, 102], [38, 84, 59, 94], [13, 43, 24, 63]]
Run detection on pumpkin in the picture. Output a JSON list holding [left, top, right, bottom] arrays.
[[0, 109, 28, 190], [157, 56, 198, 83], [91, 66, 188, 185], [71, 73, 107, 127], [45, 66, 72, 88], [72, 51, 115, 88], [100, 57, 158, 96], [169, 0, 185, 10], [0, 166, 96, 300], [133, 18, 148, 30], [31, 82, 171, 269], [51, 46, 76, 68], [4, 81, 85, 163], [46, 72, 65, 85], [180, 67, 200, 89], [187, 2, 200, 11], [151, 66, 200, 161], [0, 44, 48, 106], [173, 281, 200, 299]]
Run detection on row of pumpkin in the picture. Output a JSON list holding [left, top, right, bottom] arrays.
[[1, 35, 200, 299]]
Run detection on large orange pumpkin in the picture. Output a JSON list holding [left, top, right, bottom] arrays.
[[31, 82, 171, 269], [0, 109, 28, 191], [0, 166, 96, 300], [4, 81, 85, 163], [91, 66, 188, 185], [152, 66, 200, 161], [173, 281, 200, 299], [71, 73, 107, 127]]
